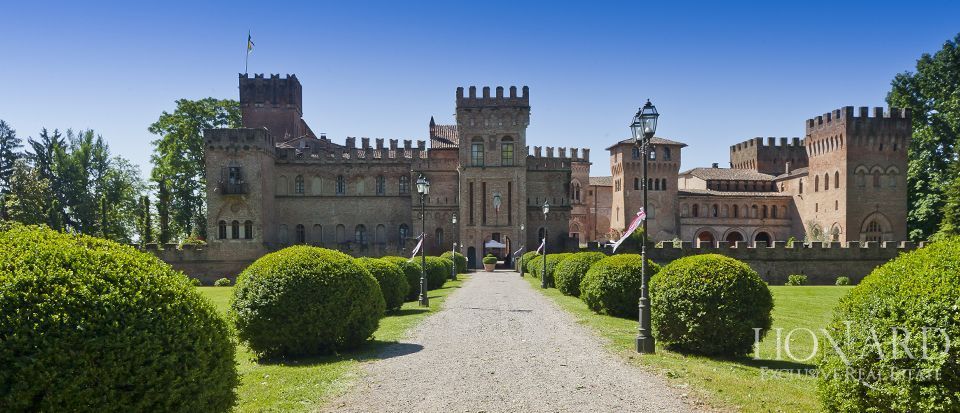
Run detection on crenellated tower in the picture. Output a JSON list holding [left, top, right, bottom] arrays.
[[239, 74, 312, 140]]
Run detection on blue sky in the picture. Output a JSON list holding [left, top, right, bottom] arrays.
[[1, 1, 958, 179]]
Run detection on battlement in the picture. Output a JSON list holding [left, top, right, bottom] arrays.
[[204, 128, 275, 148], [456, 86, 530, 107], [805, 106, 911, 132], [275, 136, 428, 162], [730, 136, 803, 153], [239, 73, 303, 111], [526, 146, 589, 170]]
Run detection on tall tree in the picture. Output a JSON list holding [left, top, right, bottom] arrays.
[[0, 120, 22, 196], [887, 33, 960, 240], [149, 98, 240, 240], [937, 162, 960, 238], [139, 195, 153, 244], [4, 160, 51, 225], [157, 177, 171, 244]]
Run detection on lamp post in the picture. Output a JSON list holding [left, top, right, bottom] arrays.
[[450, 213, 458, 280], [541, 201, 549, 289], [416, 174, 431, 307], [630, 99, 659, 354], [518, 223, 525, 275]]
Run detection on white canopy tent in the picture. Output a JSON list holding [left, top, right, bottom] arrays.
[[484, 240, 507, 248]]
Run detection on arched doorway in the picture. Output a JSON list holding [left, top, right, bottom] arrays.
[[754, 231, 772, 245], [725, 231, 744, 244], [860, 213, 892, 242], [467, 246, 477, 269], [696, 230, 715, 247]]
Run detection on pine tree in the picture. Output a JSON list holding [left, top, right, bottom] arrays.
[[0, 120, 22, 196], [157, 178, 171, 244], [937, 161, 960, 238]]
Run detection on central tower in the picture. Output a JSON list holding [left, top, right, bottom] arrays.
[[456, 86, 530, 266]]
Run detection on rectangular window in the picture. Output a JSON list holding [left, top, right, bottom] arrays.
[[376, 175, 385, 195], [501, 143, 514, 166], [228, 167, 242, 184], [469, 182, 475, 226], [336, 175, 345, 195], [399, 176, 410, 194], [471, 143, 484, 166]]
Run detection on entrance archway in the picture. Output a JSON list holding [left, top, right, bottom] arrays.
[[467, 246, 477, 269], [725, 231, 744, 244], [696, 230, 715, 247], [754, 232, 772, 244]]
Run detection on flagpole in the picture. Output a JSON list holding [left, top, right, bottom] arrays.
[[244, 31, 250, 74]]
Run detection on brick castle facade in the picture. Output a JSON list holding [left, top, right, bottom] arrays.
[[173, 73, 911, 278]]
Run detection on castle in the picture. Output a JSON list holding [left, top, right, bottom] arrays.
[[184, 73, 911, 278]]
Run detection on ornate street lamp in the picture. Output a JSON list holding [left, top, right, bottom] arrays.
[[417, 174, 430, 307], [450, 213, 458, 280], [630, 99, 659, 354], [541, 201, 549, 289]]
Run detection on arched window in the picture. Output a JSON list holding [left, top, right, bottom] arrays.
[[856, 169, 867, 188], [663, 147, 672, 160], [725, 231, 744, 243], [376, 224, 386, 245], [632, 147, 641, 159], [661, 178, 667, 190], [296, 224, 306, 244], [887, 167, 899, 188], [572, 182, 581, 202], [751, 205, 758, 218], [692, 204, 699, 217], [376, 175, 386, 195], [755, 232, 772, 244], [762, 205, 768, 219], [244, 220, 253, 239], [312, 224, 322, 245], [398, 224, 410, 245], [815, 175, 819, 192], [873, 171, 881, 188], [712, 204, 719, 217], [399, 175, 410, 194], [218, 220, 227, 239], [733, 204, 739, 218], [279, 224, 289, 244], [834, 171, 840, 189], [231, 220, 240, 239], [336, 175, 345, 195], [634, 178, 639, 190], [335, 224, 345, 243], [823, 173, 829, 191], [435, 228, 443, 248], [294, 175, 304, 194], [471, 137, 484, 166], [649, 147, 657, 160], [501, 137, 514, 166], [355, 225, 367, 244], [771, 205, 778, 218], [648, 178, 654, 191]]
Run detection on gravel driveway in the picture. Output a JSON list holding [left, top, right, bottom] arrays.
[[323, 270, 700, 413]]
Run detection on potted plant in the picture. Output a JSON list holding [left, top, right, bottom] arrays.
[[482, 255, 498, 271]]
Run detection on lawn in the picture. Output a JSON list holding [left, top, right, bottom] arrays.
[[198, 276, 468, 412], [524, 275, 851, 412]]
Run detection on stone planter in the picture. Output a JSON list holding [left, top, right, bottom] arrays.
[[483, 263, 496, 271]]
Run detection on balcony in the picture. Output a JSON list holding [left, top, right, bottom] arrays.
[[219, 181, 249, 195]]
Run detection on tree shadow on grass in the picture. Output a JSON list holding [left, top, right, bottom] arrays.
[[660, 344, 816, 372], [254, 340, 424, 367], [388, 307, 430, 317]]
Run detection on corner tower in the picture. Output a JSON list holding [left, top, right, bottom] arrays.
[[239, 74, 312, 140]]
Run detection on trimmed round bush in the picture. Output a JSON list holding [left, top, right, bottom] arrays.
[[482, 255, 497, 265], [581, 254, 660, 318], [423, 256, 450, 289], [0, 224, 237, 411], [441, 251, 467, 274], [817, 237, 960, 412], [356, 257, 409, 311], [520, 251, 540, 273], [554, 252, 607, 297], [651, 254, 772, 356], [786, 274, 808, 286], [834, 276, 850, 286], [382, 256, 424, 301], [190, 277, 203, 286], [529, 253, 571, 286], [214, 277, 232, 287], [231, 246, 385, 358]]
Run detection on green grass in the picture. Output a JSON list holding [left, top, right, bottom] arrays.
[[198, 276, 468, 412], [524, 275, 852, 412]]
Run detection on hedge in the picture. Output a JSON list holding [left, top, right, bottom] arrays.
[[0, 224, 237, 411], [423, 256, 451, 289], [356, 257, 409, 311], [529, 253, 572, 287], [554, 252, 607, 297], [440, 251, 467, 274], [650, 254, 773, 356], [520, 251, 540, 274], [580, 254, 659, 318], [382, 256, 424, 301], [817, 237, 960, 412], [231, 246, 384, 358]]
